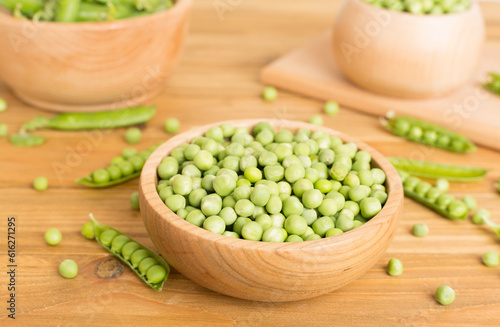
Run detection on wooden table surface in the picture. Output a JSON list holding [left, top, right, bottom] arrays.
[[2, 0, 500, 326]]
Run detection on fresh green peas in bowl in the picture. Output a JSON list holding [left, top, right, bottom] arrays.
[[139, 119, 403, 302]]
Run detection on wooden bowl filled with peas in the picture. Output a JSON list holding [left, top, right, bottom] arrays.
[[0, 0, 191, 112], [332, 0, 484, 99], [139, 119, 404, 302]]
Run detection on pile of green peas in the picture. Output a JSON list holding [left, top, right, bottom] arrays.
[[362, 0, 471, 14], [156, 122, 388, 242]]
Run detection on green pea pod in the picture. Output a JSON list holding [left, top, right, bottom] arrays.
[[403, 188, 467, 220], [21, 106, 156, 131], [483, 72, 500, 96], [76, 143, 160, 188], [55, 0, 81, 22], [388, 157, 488, 181], [76, 1, 110, 21], [76, 171, 141, 188], [90, 214, 170, 291], [380, 113, 476, 153], [9, 132, 46, 147]]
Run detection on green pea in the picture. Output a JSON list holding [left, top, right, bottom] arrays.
[[262, 86, 278, 102], [223, 231, 240, 238], [130, 249, 150, 268], [387, 258, 403, 276], [233, 217, 252, 235], [472, 208, 490, 225], [462, 196, 477, 211], [111, 235, 131, 253], [122, 147, 137, 159], [59, 259, 78, 279], [435, 178, 449, 192], [186, 210, 206, 227], [435, 285, 455, 306], [130, 192, 140, 210], [121, 242, 141, 260], [309, 115, 323, 126], [81, 222, 95, 240], [447, 200, 467, 219], [412, 223, 428, 237], [125, 127, 141, 144], [262, 226, 286, 242], [284, 215, 308, 236], [100, 230, 118, 247], [0, 98, 7, 112], [164, 118, 180, 134], [312, 217, 335, 237], [305, 234, 321, 241], [241, 221, 264, 241], [138, 257, 158, 275], [146, 265, 167, 284], [165, 194, 186, 212], [482, 251, 499, 267], [323, 101, 339, 115], [33, 176, 49, 191], [0, 123, 8, 137], [302, 189, 323, 209], [325, 228, 343, 237], [203, 216, 226, 235], [45, 228, 62, 245]]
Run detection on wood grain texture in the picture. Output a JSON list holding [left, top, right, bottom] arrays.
[[332, 0, 485, 98], [1, 0, 500, 325], [261, 32, 500, 151], [0, 0, 192, 112], [139, 119, 403, 302]]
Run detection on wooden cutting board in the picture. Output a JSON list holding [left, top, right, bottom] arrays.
[[261, 31, 500, 152]]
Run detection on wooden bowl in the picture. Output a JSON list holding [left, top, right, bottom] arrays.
[[332, 0, 485, 99], [139, 119, 403, 302], [0, 0, 191, 112]]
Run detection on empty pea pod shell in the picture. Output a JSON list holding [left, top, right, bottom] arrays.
[[380, 113, 476, 153], [21, 105, 156, 131], [388, 157, 488, 181], [90, 214, 170, 291]]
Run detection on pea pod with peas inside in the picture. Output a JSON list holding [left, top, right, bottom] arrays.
[[90, 214, 169, 291], [399, 171, 469, 220], [380, 113, 476, 153], [388, 157, 488, 181], [76, 143, 161, 187], [21, 106, 156, 131]]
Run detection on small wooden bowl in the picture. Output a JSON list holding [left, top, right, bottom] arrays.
[[139, 119, 403, 302], [332, 0, 485, 99], [0, 0, 191, 112]]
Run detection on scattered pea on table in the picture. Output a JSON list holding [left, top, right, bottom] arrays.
[[387, 258, 403, 276], [262, 86, 278, 102], [45, 228, 62, 245], [33, 176, 49, 191], [309, 115, 323, 126], [0, 123, 8, 137], [125, 127, 142, 144], [59, 259, 78, 279], [482, 251, 499, 267], [164, 118, 180, 134], [0, 98, 7, 112], [323, 101, 339, 116], [472, 208, 490, 225], [435, 285, 455, 305], [412, 223, 429, 237], [130, 192, 140, 210]]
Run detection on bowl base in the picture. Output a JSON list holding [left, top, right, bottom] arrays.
[[13, 85, 164, 113]]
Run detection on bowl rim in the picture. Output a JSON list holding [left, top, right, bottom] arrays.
[[349, 0, 479, 19], [0, 0, 192, 29], [140, 119, 403, 251]]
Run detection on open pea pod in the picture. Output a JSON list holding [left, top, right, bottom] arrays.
[[90, 214, 170, 291], [9, 132, 46, 147], [76, 172, 141, 188], [388, 157, 488, 181], [403, 189, 467, 220]]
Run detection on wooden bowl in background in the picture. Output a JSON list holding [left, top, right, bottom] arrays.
[[139, 119, 404, 302], [0, 0, 191, 112], [332, 0, 485, 99]]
